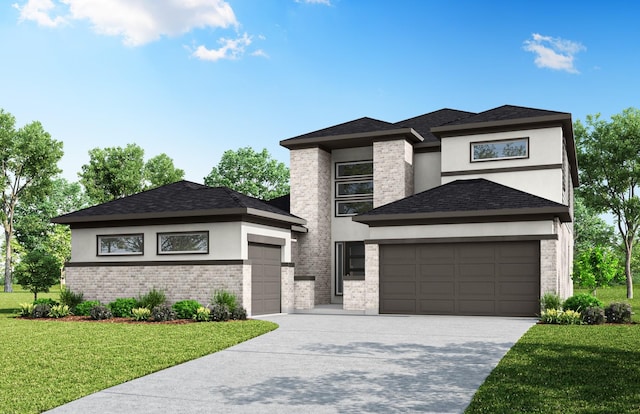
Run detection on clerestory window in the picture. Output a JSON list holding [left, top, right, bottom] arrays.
[[335, 161, 373, 216]]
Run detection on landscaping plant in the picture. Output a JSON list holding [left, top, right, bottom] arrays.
[[108, 297, 139, 317], [131, 307, 152, 321], [138, 288, 166, 310], [18, 302, 34, 317], [13, 248, 62, 301], [562, 293, 603, 312], [172, 299, 201, 319], [540, 292, 562, 311], [208, 303, 231, 322], [59, 287, 84, 313], [74, 300, 101, 316], [49, 304, 70, 319], [581, 306, 605, 325], [31, 303, 51, 318], [605, 302, 632, 323], [151, 304, 176, 322], [212, 290, 238, 312], [193, 306, 210, 322], [90, 305, 112, 320]]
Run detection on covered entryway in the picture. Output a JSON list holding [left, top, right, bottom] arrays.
[[249, 243, 282, 315], [379, 241, 540, 316]]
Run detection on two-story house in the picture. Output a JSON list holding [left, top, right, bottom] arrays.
[[281, 105, 576, 316], [53, 105, 576, 317]]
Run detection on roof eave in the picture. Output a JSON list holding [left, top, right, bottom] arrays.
[[280, 128, 424, 150]]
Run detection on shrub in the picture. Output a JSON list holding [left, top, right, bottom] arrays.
[[108, 298, 139, 317], [563, 293, 603, 313], [231, 306, 248, 321], [49, 304, 70, 319], [605, 302, 632, 324], [581, 306, 605, 325], [59, 287, 84, 312], [74, 300, 101, 316], [193, 306, 210, 322], [32, 304, 51, 319], [208, 303, 230, 322], [33, 298, 58, 307], [90, 305, 112, 320], [211, 290, 238, 312], [138, 288, 166, 310], [172, 300, 202, 319], [558, 310, 583, 325], [18, 303, 35, 317], [131, 307, 152, 321], [151, 304, 176, 322], [540, 292, 562, 311]]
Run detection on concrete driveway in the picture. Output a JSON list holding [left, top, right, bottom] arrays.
[[46, 314, 535, 414]]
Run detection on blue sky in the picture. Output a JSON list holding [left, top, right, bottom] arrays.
[[2, 0, 639, 184]]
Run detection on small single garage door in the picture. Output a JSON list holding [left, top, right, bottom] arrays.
[[249, 243, 281, 315], [380, 241, 540, 316]]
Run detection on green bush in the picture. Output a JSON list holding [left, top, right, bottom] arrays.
[[49, 304, 70, 319], [33, 298, 58, 307], [59, 287, 84, 313], [74, 300, 101, 316], [151, 304, 176, 322], [558, 310, 583, 325], [231, 306, 248, 321], [32, 304, 51, 319], [581, 306, 605, 325], [563, 293, 603, 312], [211, 290, 238, 312], [18, 303, 35, 317], [90, 305, 112, 320], [539, 308, 561, 324], [172, 300, 201, 319], [193, 306, 210, 322], [540, 292, 562, 311], [131, 307, 151, 321], [138, 288, 166, 310], [605, 302, 632, 324], [208, 303, 230, 322], [108, 298, 139, 317]]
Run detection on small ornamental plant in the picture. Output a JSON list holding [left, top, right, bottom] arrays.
[[19, 303, 35, 317], [49, 304, 71, 319], [131, 307, 152, 321], [605, 302, 632, 324], [193, 306, 211, 322], [540, 309, 582, 325]]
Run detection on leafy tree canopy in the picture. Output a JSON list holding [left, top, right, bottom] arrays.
[[14, 248, 62, 301], [573, 246, 622, 296], [204, 147, 289, 200], [79, 144, 184, 204], [573, 195, 616, 255], [0, 109, 63, 292], [575, 107, 640, 298]]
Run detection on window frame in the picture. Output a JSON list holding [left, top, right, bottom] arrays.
[[335, 200, 375, 217], [334, 160, 374, 217], [470, 137, 529, 162], [157, 231, 209, 255], [335, 180, 374, 198], [97, 233, 144, 256], [335, 160, 374, 179]]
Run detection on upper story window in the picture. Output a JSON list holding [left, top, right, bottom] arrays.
[[471, 138, 529, 162], [97, 234, 143, 256], [335, 161, 373, 216], [158, 231, 209, 255]]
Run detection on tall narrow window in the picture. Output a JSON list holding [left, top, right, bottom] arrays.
[[335, 241, 365, 295], [335, 161, 373, 216]]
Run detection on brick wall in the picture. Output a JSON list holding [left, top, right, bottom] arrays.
[[364, 243, 380, 314], [343, 280, 365, 310], [294, 279, 315, 310], [65, 263, 251, 310], [373, 139, 414, 208], [290, 147, 331, 304], [281, 266, 295, 313]]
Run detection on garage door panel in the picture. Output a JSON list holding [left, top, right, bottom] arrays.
[[381, 245, 416, 261], [380, 241, 540, 316], [250, 243, 281, 316]]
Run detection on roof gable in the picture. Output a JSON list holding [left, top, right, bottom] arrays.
[[443, 105, 569, 126], [282, 117, 397, 141], [52, 180, 304, 226], [353, 179, 571, 225], [394, 109, 476, 143]]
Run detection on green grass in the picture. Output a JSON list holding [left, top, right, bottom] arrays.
[[0, 287, 278, 414], [466, 284, 640, 413]]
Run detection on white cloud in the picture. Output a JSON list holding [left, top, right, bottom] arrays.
[[295, 0, 331, 5], [523, 33, 586, 74], [192, 32, 252, 61], [13, 0, 66, 27], [13, 0, 238, 46], [251, 49, 269, 58]]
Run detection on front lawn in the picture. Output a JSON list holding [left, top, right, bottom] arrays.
[[466, 284, 640, 413], [0, 287, 278, 414]]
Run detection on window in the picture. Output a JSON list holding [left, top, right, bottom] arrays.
[[157, 231, 209, 255], [335, 241, 365, 295], [97, 234, 143, 256], [335, 161, 373, 216], [471, 138, 529, 162]]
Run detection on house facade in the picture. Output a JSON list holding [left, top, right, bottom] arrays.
[[54, 105, 576, 317], [281, 105, 577, 316]]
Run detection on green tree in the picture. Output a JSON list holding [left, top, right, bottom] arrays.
[[0, 109, 63, 292], [79, 144, 184, 204], [14, 248, 62, 301], [573, 195, 616, 255], [575, 107, 640, 299], [14, 178, 88, 264], [573, 246, 622, 296], [204, 147, 289, 200]]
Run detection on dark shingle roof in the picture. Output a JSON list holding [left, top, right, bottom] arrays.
[[52, 181, 304, 225], [394, 109, 476, 142], [266, 194, 290, 213], [444, 105, 569, 126], [353, 179, 570, 224], [282, 117, 398, 141]]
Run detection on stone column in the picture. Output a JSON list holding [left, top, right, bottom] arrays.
[[373, 139, 414, 208]]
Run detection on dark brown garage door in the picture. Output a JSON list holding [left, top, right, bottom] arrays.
[[380, 241, 540, 316], [249, 243, 281, 315]]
